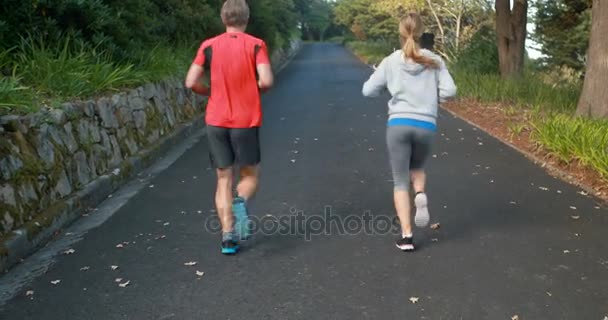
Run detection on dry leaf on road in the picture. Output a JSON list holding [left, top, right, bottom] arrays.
[[571, 216, 581, 220], [118, 280, 130, 288], [80, 266, 90, 271], [26, 290, 34, 296], [430, 223, 441, 230], [511, 316, 519, 320], [115, 278, 123, 283], [63, 249, 75, 255], [111, 265, 119, 271], [184, 262, 198, 266], [196, 271, 205, 277], [51, 280, 61, 285], [409, 297, 419, 304]]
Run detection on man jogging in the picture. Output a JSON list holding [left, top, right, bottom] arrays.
[[185, 0, 274, 255]]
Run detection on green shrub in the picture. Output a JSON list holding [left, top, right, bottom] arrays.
[[532, 114, 608, 178], [453, 25, 499, 75], [452, 69, 581, 113]]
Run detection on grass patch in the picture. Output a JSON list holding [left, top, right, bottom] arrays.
[[531, 114, 608, 179], [0, 37, 196, 115], [452, 68, 581, 114], [346, 40, 395, 65]]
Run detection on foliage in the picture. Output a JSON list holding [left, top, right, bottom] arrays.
[[532, 114, 608, 178], [533, 0, 592, 71], [0, 0, 314, 113], [346, 41, 395, 65], [452, 68, 581, 114], [453, 25, 499, 75], [334, 0, 492, 59]]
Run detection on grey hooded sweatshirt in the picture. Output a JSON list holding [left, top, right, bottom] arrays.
[[362, 49, 457, 125]]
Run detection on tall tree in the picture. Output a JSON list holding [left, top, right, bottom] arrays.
[[495, 0, 528, 77], [534, 0, 591, 71], [576, 0, 608, 118]]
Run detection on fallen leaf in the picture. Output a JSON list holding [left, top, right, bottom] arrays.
[[557, 190, 563, 194], [118, 280, 130, 288], [116, 244, 124, 248], [511, 316, 519, 320], [571, 216, 580, 220], [570, 206, 578, 210], [539, 186, 549, 191], [63, 249, 75, 255], [65, 232, 74, 236], [510, 201, 518, 205], [291, 159, 296, 163], [196, 271, 205, 277], [563, 250, 570, 254], [368, 148, 374, 152], [51, 280, 61, 285], [163, 222, 170, 226], [184, 261, 198, 266], [578, 191, 589, 196], [314, 138, 319, 141], [546, 292, 552, 297], [26, 290, 34, 296], [431, 238, 439, 242], [115, 278, 123, 283], [430, 223, 441, 230], [197, 210, 203, 214], [80, 266, 90, 271], [575, 233, 580, 237], [594, 206, 600, 210], [111, 265, 119, 271], [149, 185, 155, 188], [409, 297, 419, 304]]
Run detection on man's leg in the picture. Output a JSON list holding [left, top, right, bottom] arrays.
[[206, 125, 239, 254], [236, 165, 259, 201], [216, 167, 235, 234], [231, 127, 261, 240]]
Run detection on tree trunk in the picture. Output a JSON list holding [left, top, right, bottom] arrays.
[[576, 0, 608, 118], [495, 0, 528, 78]]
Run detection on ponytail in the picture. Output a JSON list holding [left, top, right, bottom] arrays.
[[399, 13, 439, 69]]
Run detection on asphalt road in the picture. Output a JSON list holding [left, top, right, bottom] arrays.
[[1, 43, 607, 320]]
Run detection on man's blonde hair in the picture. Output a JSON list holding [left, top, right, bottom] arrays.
[[221, 0, 250, 27]]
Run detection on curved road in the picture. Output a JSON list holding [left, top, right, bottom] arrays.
[[1, 43, 607, 319]]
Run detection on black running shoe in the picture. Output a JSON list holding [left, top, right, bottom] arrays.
[[395, 236, 415, 251]]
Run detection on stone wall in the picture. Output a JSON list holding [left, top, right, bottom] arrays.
[[0, 79, 205, 240]]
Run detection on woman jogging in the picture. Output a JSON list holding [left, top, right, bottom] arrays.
[[362, 13, 457, 251]]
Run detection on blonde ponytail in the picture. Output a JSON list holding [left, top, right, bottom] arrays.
[[399, 13, 439, 69]]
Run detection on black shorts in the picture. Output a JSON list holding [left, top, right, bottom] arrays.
[[206, 125, 261, 169]]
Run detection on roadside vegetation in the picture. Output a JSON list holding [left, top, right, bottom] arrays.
[[0, 0, 337, 114]]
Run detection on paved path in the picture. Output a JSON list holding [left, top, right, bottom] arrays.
[[1, 43, 607, 320]]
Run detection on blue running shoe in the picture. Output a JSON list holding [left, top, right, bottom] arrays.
[[221, 239, 239, 255], [232, 197, 251, 240]]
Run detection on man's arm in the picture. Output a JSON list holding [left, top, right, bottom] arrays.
[[185, 63, 209, 96], [256, 63, 274, 93]]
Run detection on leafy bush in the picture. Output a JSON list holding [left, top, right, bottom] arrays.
[[532, 114, 608, 178], [453, 25, 499, 75]]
